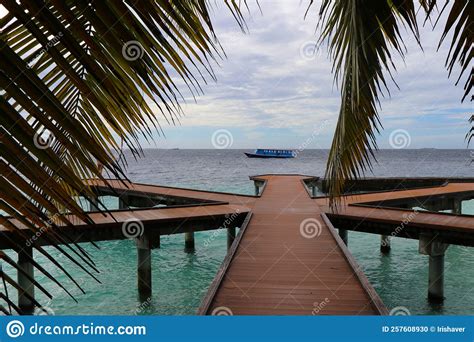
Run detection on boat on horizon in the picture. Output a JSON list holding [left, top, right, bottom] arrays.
[[244, 149, 296, 159]]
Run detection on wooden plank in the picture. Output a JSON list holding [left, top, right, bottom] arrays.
[[200, 175, 388, 315], [197, 212, 253, 315], [0, 204, 250, 249], [321, 213, 388, 315], [87, 179, 258, 204]]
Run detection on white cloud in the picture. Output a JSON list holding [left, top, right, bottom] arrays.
[[145, 1, 471, 148], [0, 5, 8, 19]]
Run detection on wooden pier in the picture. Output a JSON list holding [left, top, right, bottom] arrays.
[[2, 174, 474, 314], [199, 175, 386, 315]]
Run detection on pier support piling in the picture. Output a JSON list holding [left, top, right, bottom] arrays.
[[419, 234, 449, 302], [452, 198, 462, 215], [227, 227, 236, 250], [136, 233, 160, 301], [380, 235, 391, 254], [184, 231, 195, 252], [428, 255, 445, 301], [119, 195, 128, 210], [338, 229, 348, 245], [253, 180, 265, 196], [89, 195, 99, 212], [306, 180, 318, 197], [17, 246, 35, 314]]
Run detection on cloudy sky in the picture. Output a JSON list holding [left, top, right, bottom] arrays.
[[143, 1, 470, 150], [2, 2, 470, 149]]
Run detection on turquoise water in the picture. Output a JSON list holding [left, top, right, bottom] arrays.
[[349, 233, 474, 315], [29, 233, 229, 315], [3, 149, 474, 315]]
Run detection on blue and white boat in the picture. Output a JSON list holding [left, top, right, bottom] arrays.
[[244, 149, 296, 159]]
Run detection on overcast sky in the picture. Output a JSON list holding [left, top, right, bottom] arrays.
[[144, 1, 471, 150], [3, 2, 471, 149]]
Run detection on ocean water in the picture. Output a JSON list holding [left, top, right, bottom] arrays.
[[7, 149, 474, 315]]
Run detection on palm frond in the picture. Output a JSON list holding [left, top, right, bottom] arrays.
[[1, 0, 244, 313], [420, 0, 472, 102], [316, 0, 419, 206], [468, 114, 474, 146], [421, 0, 473, 149]]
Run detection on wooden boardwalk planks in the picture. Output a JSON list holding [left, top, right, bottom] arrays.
[[200, 175, 387, 315], [0, 204, 250, 249], [317, 182, 474, 246], [87, 179, 257, 205]]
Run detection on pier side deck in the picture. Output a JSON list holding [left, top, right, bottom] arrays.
[[317, 182, 474, 247]]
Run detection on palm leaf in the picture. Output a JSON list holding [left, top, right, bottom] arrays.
[[313, 0, 471, 205], [420, 0, 472, 102], [1, 0, 245, 314], [315, 0, 419, 206]]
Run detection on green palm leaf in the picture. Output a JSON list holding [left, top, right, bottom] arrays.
[[316, 0, 419, 206], [314, 0, 472, 206], [1, 0, 245, 314]]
